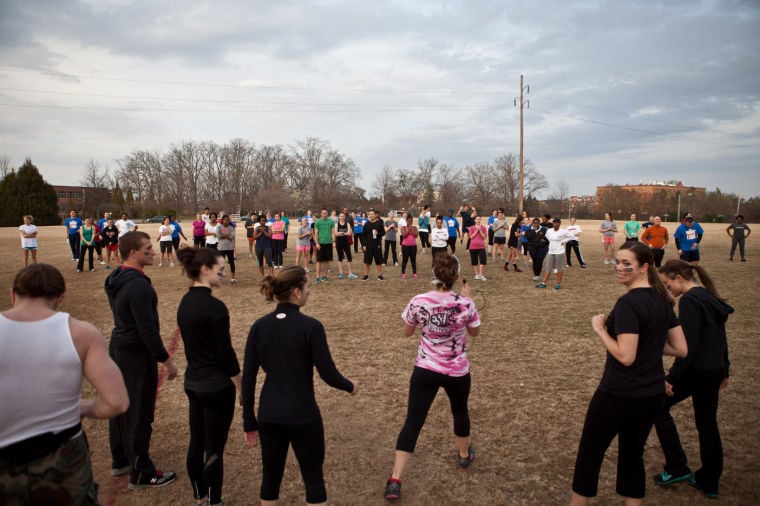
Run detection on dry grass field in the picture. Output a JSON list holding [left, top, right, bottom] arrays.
[[1, 219, 758, 505]]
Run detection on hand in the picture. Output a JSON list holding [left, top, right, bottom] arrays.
[[720, 377, 730, 390], [163, 359, 178, 380], [460, 280, 472, 298], [350, 379, 360, 395], [664, 381, 674, 397], [591, 314, 607, 334], [244, 431, 259, 447]]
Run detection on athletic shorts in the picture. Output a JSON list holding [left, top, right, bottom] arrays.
[[297, 245, 310, 252], [679, 249, 700, 263], [105, 244, 119, 252], [160, 241, 173, 253], [316, 243, 333, 262], [22, 246, 37, 251], [255, 247, 272, 267], [247, 236, 254, 243], [363, 247, 383, 265], [469, 249, 487, 266], [546, 253, 564, 272], [494, 236, 506, 245], [603, 236, 615, 244]]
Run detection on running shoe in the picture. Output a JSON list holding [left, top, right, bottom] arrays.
[[321, 276, 328, 282], [377, 275, 385, 281], [128, 470, 176, 490], [158, 262, 163, 267], [473, 274, 482, 280], [554, 284, 561, 290], [348, 273, 359, 279], [315, 277, 321, 284], [401, 273, 406, 280], [532, 276, 540, 281], [536, 283, 546, 288], [653, 470, 692, 486], [456, 446, 475, 470], [338, 273, 345, 279], [480, 275, 487, 281], [513, 264, 522, 272], [230, 279, 237, 285], [111, 465, 130, 476], [362, 275, 369, 281], [413, 273, 418, 279], [385, 478, 401, 500]]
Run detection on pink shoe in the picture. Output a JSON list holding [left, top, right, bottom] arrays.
[[413, 273, 418, 279], [401, 273, 407, 280]]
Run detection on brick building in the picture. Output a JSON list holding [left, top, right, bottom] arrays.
[[52, 185, 86, 220]]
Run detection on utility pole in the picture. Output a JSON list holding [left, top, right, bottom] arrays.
[[515, 75, 529, 213]]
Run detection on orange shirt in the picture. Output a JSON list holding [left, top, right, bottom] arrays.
[[642, 225, 668, 249]]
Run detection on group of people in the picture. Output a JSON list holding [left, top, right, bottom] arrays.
[[3, 205, 744, 504]]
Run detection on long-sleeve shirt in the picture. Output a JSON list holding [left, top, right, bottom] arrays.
[[177, 287, 240, 393], [641, 224, 669, 249], [242, 303, 353, 432]]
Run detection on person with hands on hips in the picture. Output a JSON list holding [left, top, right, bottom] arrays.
[[242, 266, 358, 506]]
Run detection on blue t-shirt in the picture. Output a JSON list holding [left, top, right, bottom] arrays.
[[64, 217, 83, 235], [171, 221, 183, 239], [520, 223, 531, 243], [674, 222, 704, 251], [354, 217, 366, 234], [446, 217, 460, 238], [488, 215, 497, 228]]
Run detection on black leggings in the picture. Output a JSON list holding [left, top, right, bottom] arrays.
[[384, 240, 397, 264], [259, 417, 326, 503], [401, 245, 417, 275], [572, 390, 665, 499], [396, 366, 471, 453], [529, 245, 548, 277], [419, 231, 430, 249], [271, 239, 285, 267], [186, 385, 236, 504], [447, 236, 457, 253], [220, 249, 235, 274], [194, 236, 206, 248]]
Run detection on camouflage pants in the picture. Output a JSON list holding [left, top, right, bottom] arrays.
[[0, 431, 98, 506]]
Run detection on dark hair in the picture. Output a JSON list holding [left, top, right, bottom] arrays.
[[512, 215, 522, 227], [432, 253, 460, 290], [13, 264, 66, 299], [209, 212, 217, 220], [542, 214, 551, 220], [260, 266, 308, 302], [736, 214, 744, 220], [605, 211, 614, 221], [658, 259, 725, 302], [118, 231, 151, 259], [177, 247, 222, 280], [618, 242, 672, 305]]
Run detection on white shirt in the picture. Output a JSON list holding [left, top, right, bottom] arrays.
[[159, 224, 173, 242], [115, 219, 136, 238], [205, 222, 221, 245], [545, 227, 575, 255], [566, 224, 582, 240], [431, 227, 450, 248], [19, 224, 38, 248]]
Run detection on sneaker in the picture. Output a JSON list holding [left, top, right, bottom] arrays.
[[89, 268, 96, 272], [394, 262, 399, 267], [158, 262, 163, 267], [111, 465, 130, 476], [99, 260, 106, 265], [76, 269, 82, 273], [554, 284, 561, 290], [170, 262, 175, 267], [536, 283, 546, 288], [104, 265, 110, 270], [348, 273, 359, 279], [741, 258, 746, 262], [315, 277, 321, 284], [128, 470, 177, 489], [385, 478, 401, 500], [473, 274, 482, 281], [230, 279, 237, 285], [304, 268, 310, 272], [480, 275, 487, 281], [456, 446, 475, 470], [413, 273, 418, 279], [687, 475, 718, 499], [653, 470, 692, 486], [377, 275, 385, 281], [603, 259, 609, 265], [581, 264, 587, 268], [401, 273, 406, 280], [513, 265, 522, 272], [532, 276, 540, 281], [362, 275, 369, 281], [338, 273, 345, 279], [321, 276, 328, 282]]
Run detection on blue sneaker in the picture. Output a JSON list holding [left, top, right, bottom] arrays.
[[321, 276, 328, 282], [338, 273, 345, 279], [653, 470, 691, 486], [314, 277, 321, 284], [536, 283, 546, 288], [456, 446, 475, 470]]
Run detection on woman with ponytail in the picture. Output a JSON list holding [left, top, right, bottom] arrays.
[[570, 242, 687, 506], [176, 247, 241, 506], [242, 266, 358, 505], [652, 260, 733, 499]]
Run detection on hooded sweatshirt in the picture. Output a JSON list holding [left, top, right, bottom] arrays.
[[104, 266, 169, 363], [667, 286, 733, 385]]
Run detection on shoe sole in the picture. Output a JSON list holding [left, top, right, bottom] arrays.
[[128, 477, 176, 490]]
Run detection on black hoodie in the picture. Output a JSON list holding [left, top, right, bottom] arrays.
[[104, 266, 169, 363], [667, 286, 733, 385]]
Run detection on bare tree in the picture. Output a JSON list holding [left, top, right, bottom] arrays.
[[551, 180, 571, 218], [463, 162, 495, 211], [492, 154, 519, 214], [373, 165, 396, 207], [416, 158, 438, 208], [79, 159, 111, 216], [435, 163, 462, 214], [0, 154, 12, 178]]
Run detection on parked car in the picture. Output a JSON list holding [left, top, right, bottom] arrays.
[[143, 215, 166, 223]]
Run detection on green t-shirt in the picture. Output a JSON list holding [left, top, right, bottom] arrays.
[[624, 220, 641, 238], [314, 218, 334, 244], [281, 216, 290, 232]]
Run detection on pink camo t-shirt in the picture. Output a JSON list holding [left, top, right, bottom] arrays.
[[402, 290, 481, 376]]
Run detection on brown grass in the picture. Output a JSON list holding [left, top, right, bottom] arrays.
[[1, 220, 758, 505]]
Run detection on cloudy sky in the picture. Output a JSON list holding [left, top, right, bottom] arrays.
[[1, 0, 758, 199]]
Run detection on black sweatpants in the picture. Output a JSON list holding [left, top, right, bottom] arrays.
[[384, 240, 398, 264], [220, 249, 235, 274], [401, 245, 417, 275], [186, 384, 236, 504], [653, 371, 724, 495], [572, 390, 664, 499], [259, 417, 326, 504], [396, 366, 471, 453], [529, 245, 548, 277], [108, 348, 159, 482]]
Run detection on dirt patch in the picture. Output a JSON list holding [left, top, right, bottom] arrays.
[[1, 221, 757, 504]]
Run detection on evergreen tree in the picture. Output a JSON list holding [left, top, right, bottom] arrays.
[[0, 158, 59, 226]]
